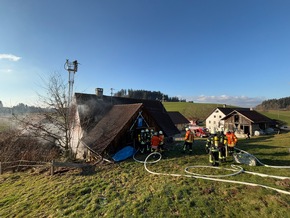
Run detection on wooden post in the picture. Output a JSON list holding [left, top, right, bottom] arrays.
[[51, 160, 55, 176], [0, 162, 2, 175]]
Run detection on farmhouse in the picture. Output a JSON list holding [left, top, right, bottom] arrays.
[[222, 109, 275, 136], [205, 106, 250, 133], [205, 106, 274, 136], [70, 91, 179, 159]]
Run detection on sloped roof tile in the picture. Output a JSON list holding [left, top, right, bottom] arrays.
[[167, 111, 189, 124], [82, 104, 143, 154], [222, 109, 273, 123]]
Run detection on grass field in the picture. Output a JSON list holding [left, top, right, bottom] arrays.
[[259, 110, 290, 126], [163, 102, 290, 126], [162, 102, 227, 121], [1, 133, 290, 217]]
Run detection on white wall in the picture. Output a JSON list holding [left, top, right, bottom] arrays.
[[206, 109, 226, 133]]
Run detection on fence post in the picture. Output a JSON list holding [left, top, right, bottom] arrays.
[[51, 160, 54, 176], [0, 162, 2, 175]]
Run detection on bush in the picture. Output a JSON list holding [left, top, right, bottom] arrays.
[[0, 129, 61, 163]]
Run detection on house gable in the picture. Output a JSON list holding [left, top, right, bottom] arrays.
[[205, 107, 251, 132], [221, 109, 274, 135]]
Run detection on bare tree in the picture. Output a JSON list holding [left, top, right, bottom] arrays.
[[14, 72, 75, 159]]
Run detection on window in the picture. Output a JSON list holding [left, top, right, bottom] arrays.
[[234, 115, 239, 123]]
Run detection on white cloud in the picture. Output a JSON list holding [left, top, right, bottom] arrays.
[[186, 95, 265, 108], [0, 54, 21, 61], [0, 68, 13, 74]]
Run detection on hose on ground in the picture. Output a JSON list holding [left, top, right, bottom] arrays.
[[142, 152, 290, 196]]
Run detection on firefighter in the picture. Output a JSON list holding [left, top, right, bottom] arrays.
[[183, 128, 194, 153], [208, 131, 220, 166], [138, 129, 146, 154], [158, 131, 165, 152], [205, 132, 213, 154], [151, 132, 160, 152], [226, 130, 238, 155], [150, 129, 154, 138], [218, 131, 227, 162], [145, 129, 151, 153]]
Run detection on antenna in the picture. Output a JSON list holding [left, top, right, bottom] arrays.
[[110, 88, 115, 96], [64, 59, 78, 107], [110, 88, 115, 104]]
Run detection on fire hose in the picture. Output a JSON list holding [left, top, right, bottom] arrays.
[[135, 151, 290, 195]]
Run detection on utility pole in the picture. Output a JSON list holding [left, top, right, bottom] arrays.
[[64, 59, 78, 157], [110, 88, 115, 104], [64, 59, 78, 108]]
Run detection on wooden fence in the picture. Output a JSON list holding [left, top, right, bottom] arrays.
[[0, 160, 95, 175]]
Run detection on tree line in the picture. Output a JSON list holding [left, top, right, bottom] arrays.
[[0, 103, 46, 115], [255, 96, 290, 110], [114, 89, 185, 102]]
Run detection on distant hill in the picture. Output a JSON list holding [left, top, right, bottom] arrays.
[[255, 97, 290, 110]]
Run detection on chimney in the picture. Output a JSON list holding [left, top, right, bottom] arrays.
[[95, 88, 103, 97]]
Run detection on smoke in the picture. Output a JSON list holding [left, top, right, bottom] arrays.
[[78, 97, 113, 127]]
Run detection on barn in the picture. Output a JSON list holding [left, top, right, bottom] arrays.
[[70, 91, 180, 159], [221, 109, 275, 136]]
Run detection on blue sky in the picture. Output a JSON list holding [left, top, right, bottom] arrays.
[[1, 0, 290, 107]]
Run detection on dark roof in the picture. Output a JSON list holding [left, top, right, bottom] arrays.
[[205, 107, 251, 120], [82, 104, 142, 154], [222, 109, 273, 123], [74, 92, 180, 137], [217, 107, 250, 114], [167, 111, 189, 124]]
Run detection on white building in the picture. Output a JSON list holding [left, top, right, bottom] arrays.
[[205, 106, 250, 133]]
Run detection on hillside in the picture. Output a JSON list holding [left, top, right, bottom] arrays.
[[163, 102, 290, 126], [163, 102, 235, 121]]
